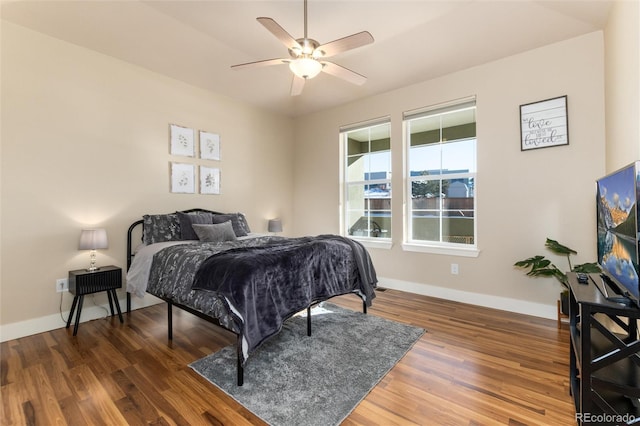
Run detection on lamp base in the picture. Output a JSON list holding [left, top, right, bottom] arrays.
[[87, 250, 100, 272]]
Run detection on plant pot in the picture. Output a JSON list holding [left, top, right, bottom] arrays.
[[560, 290, 570, 316]]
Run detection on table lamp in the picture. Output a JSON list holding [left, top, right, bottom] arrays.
[[79, 228, 108, 271], [268, 219, 283, 234]]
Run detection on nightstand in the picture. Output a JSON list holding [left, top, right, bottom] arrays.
[[66, 265, 123, 336]]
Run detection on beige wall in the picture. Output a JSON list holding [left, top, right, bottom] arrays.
[[605, 0, 640, 171], [0, 22, 294, 334], [3, 4, 637, 338], [293, 32, 606, 317]]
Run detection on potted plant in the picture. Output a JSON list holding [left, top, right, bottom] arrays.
[[514, 238, 600, 314]]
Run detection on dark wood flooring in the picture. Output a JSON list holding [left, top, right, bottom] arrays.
[[1, 289, 575, 425]]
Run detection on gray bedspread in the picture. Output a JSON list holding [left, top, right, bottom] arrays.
[[146, 236, 286, 336], [146, 235, 377, 362], [192, 235, 377, 358]]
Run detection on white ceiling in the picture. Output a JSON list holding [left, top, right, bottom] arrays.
[[1, 0, 613, 118]]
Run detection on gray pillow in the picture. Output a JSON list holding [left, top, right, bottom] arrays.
[[177, 211, 214, 240], [192, 222, 237, 243], [143, 214, 181, 245], [211, 213, 250, 237]]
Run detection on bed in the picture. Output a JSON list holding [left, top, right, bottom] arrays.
[[125, 208, 377, 385]]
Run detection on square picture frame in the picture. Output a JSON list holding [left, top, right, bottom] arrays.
[[200, 166, 220, 195], [520, 95, 568, 151], [200, 131, 221, 160], [170, 124, 195, 157], [170, 162, 195, 193]]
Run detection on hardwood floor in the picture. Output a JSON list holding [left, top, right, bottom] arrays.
[[1, 289, 575, 425]]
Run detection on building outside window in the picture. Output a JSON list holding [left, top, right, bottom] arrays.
[[404, 98, 476, 250], [341, 119, 391, 240]]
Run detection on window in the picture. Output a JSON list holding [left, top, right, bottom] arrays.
[[404, 98, 476, 251], [341, 119, 391, 241]]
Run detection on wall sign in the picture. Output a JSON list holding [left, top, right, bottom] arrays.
[[520, 95, 568, 151]]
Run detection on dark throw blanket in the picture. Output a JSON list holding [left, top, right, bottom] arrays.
[[192, 235, 377, 361]]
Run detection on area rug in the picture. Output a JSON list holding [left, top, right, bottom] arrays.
[[189, 303, 425, 426]]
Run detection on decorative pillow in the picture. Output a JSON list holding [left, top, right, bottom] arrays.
[[143, 214, 181, 245], [192, 222, 237, 243], [236, 212, 252, 234], [177, 211, 214, 240], [212, 213, 251, 237]]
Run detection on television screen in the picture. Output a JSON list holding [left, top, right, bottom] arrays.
[[596, 161, 640, 307]]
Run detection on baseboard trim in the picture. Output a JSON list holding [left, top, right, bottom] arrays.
[[1, 280, 557, 342], [378, 277, 557, 320], [0, 294, 162, 342]]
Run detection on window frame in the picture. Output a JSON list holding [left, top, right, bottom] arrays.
[[340, 118, 392, 248], [402, 97, 479, 257]]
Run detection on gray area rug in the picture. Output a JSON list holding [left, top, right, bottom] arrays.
[[189, 303, 425, 426]]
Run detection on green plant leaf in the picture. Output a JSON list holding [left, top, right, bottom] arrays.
[[526, 268, 557, 277], [573, 263, 601, 273], [514, 255, 548, 268], [515, 238, 597, 290], [545, 238, 577, 256]]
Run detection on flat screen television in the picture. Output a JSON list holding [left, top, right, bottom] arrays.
[[595, 161, 640, 308]]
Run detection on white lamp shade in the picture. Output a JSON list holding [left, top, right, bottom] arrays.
[[268, 219, 283, 233], [289, 58, 322, 79], [79, 228, 108, 250]]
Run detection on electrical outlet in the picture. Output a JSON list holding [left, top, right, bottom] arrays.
[[450, 263, 459, 275], [56, 278, 69, 293]]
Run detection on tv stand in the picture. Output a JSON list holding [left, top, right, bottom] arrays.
[[607, 296, 635, 307], [568, 272, 640, 425]]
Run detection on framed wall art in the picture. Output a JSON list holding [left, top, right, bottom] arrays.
[[200, 166, 220, 194], [520, 95, 568, 151], [200, 131, 221, 160], [170, 162, 195, 193], [170, 124, 195, 157]]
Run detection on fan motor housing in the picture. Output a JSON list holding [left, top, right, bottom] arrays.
[[289, 38, 321, 58]]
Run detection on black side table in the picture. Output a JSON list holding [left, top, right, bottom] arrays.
[[66, 265, 123, 335]]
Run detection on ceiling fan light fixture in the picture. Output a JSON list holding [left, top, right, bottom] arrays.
[[289, 57, 322, 79], [232, 1, 374, 95]]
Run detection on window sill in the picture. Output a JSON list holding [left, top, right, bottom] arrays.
[[348, 237, 393, 250], [402, 242, 480, 257]]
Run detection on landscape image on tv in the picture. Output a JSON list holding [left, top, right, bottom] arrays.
[[596, 163, 639, 301]]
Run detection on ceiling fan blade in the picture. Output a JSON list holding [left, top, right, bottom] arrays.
[[257, 17, 302, 51], [320, 61, 367, 86], [291, 75, 305, 96], [231, 58, 290, 70], [314, 31, 374, 58]]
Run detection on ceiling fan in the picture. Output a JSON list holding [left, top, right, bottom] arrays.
[[231, 0, 374, 96]]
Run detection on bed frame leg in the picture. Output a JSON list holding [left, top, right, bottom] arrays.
[[363, 299, 367, 314], [126, 293, 131, 314], [237, 335, 244, 386], [307, 306, 312, 336], [167, 301, 173, 340]]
